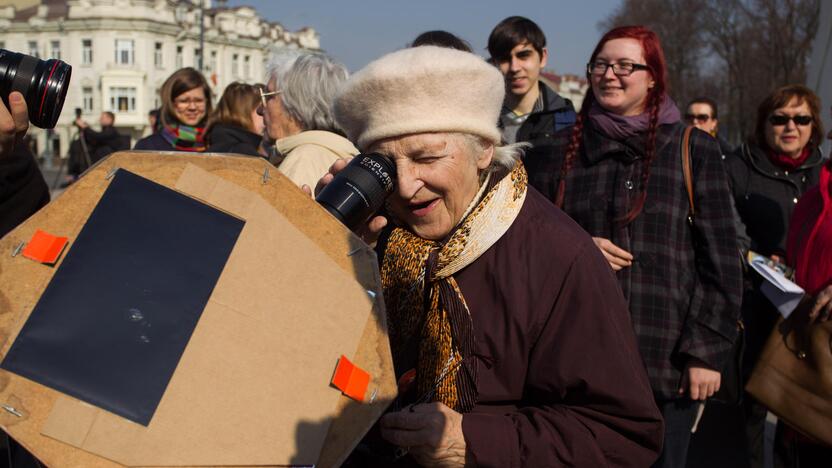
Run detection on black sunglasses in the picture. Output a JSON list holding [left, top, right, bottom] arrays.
[[685, 113, 711, 122], [768, 115, 813, 126]]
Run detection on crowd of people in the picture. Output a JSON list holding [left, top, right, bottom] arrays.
[[1, 14, 831, 468]]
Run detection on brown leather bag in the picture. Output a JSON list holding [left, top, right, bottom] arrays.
[[745, 306, 832, 445]]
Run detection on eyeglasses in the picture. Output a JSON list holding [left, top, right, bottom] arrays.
[[174, 97, 206, 108], [768, 114, 813, 127], [259, 87, 282, 108], [587, 61, 651, 77], [685, 113, 712, 123]]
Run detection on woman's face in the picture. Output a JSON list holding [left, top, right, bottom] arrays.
[[258, 78, 301, 140], [765, 98, 813, 158], [369, 133, 493, 241], [591, 38, 655, 116], [172, 87, 207, 127]]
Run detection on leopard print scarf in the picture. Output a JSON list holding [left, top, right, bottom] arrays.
[[380, 162, 527, 412]]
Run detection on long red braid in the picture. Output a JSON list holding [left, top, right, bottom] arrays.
[[556, 25, 668, 227]]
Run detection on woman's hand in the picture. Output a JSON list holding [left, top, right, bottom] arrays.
[[0, 92, 28, 158], [592, 237, 633, 271], [380, 402, 467, 467], [805, 284, 832, 323], [679, 357, 721, 401], [303, 156, 388, 245]]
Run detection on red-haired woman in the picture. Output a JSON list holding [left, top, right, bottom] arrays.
[[525, 26, 743, 468]]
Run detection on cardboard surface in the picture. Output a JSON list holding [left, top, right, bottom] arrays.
[[0, 152, 398, 468], [5, 170, 245, 427]]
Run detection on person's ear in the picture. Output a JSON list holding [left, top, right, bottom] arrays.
[[539, 47, 548, 69], [476, 143, 494, 170]]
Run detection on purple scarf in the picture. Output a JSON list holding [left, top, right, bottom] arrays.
[[588, 95, 681, 140]]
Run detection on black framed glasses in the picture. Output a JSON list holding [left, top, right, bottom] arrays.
[[587, 61, 651, 77], [685, 113, 712, 123], [768, 114, 813, 127]]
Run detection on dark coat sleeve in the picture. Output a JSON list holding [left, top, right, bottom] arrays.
[[462, 242, 664, 468], [676, 131, 743, 370], [133, 133, 172, 151], [0, 145, 50, 238]]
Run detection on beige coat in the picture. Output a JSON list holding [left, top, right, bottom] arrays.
[[276, 131, 359, 190]]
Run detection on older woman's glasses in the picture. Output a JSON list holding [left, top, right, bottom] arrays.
[[587, 61, 651, 77], [259, 87, 281, 108], [768, 115, 813, 127]]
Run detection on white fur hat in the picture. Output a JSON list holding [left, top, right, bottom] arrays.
[[334, 46, 505, 149]]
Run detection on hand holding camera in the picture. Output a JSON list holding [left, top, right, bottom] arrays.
[[0, 91, 29, 159], [314, 154, 395, 244]]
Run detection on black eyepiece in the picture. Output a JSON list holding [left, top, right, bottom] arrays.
[[0, 49, 72, 129], [316, 153, 397, 231]]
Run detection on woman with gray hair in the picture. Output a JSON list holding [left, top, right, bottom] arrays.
[[317, 46, 663, 467], [259, 52, 358, 190]]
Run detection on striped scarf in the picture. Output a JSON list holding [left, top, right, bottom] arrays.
[[161, 123, 207, 152], [380, 162, 527, 412]]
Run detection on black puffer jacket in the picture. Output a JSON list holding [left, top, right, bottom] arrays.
[[724, 142, 824, 257], [724, 142, 824, 371], [206, 124, 263, 157]]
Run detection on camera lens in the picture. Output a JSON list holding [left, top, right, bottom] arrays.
[[316, 153, 397, 231], [0, 49, 72, 129]]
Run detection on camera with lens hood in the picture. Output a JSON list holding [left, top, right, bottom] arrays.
[[0, 49, 72, 129]]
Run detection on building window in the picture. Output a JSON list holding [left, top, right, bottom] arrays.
[[244, 55, 251, 78], [154, 42, 163, 68], [50, 40, 61, 60], [209, 50, 217, 72], [28, 41, 39, 58], [194, 48, 202, 69], [115, 39, 134, 65], [109, 87, 137, 112], [0, 41, 4, 50], [82, 87, 94, 113], [82, 39, 93, 65], [176, 46, 183, 68], [232, 53, 239, 77]]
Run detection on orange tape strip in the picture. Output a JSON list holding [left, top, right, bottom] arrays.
[[21, 229, 68, 265], [331, 355, 370, 402]]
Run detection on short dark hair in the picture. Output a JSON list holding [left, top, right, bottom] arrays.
[[487, 16, 546, 61], [687, 97, 719, 119], [754, 84, 825, 150], [411, 30, 472, 53], [101, 111, 115, 123]]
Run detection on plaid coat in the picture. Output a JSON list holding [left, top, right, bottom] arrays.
[[525, 122, 743, 398]]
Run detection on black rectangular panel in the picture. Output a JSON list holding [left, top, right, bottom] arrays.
[[2, 169, 244, 426]]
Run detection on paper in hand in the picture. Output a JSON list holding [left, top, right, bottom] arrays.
[[747, 251, 804, 318]]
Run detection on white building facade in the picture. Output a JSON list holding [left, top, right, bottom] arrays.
[[0, 0, 320, 158]]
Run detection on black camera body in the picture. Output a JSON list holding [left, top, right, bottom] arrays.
[[316, 153, 397, 231], [0, 49, 72, 129]]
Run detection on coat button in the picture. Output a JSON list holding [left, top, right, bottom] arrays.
[[624, 180, 634, 190]]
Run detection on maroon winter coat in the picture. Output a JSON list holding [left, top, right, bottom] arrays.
[[375, 187, 664, 467]]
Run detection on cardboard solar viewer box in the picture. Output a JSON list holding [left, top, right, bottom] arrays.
[[0, 151, 396, 467]]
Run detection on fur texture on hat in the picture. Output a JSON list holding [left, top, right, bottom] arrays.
[[334, 46, 505, 149]]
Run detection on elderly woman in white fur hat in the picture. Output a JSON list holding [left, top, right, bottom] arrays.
[[321, 46, 663, 467]]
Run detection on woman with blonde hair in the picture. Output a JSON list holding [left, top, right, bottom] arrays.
[[206, 82, 265, 157]]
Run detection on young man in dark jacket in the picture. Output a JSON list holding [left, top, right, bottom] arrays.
[[75, 111, 127, 164], [487, 16, 576, 160]]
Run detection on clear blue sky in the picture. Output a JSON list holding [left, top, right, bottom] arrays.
[[228, 0, 622, 75]]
